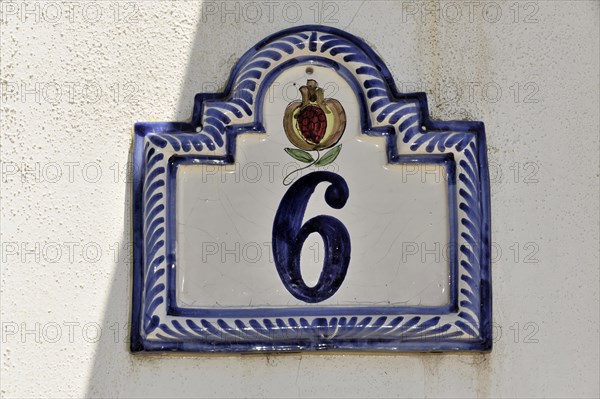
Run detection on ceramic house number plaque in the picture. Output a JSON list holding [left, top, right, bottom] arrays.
[[131, 26, 492, 353]]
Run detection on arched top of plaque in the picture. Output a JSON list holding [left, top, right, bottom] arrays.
[[136, 25, 485, 157]]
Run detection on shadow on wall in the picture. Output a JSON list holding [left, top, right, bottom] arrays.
[[83, 12, 314, 398], [83, 14, 225, 398]]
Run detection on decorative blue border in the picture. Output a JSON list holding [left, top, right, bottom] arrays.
[[131, 25, 492, 353]]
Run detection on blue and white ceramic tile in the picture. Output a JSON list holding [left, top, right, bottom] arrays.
[[131, 26, 492, 353]]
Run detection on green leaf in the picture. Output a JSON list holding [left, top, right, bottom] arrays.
[[285, 148, 314, 163], [316, 144, 342, 166]]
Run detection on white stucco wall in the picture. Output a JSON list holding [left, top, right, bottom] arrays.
[[1, 1, 598, 398]]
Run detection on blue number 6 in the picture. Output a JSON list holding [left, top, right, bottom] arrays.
[[272, 171, 351, 303]]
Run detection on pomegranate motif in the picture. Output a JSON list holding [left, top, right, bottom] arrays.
[[282, 79, 346, 185], [283, 79, 346, 151]]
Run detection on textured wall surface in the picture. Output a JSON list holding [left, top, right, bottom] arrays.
[[1, 1, 599, 398]]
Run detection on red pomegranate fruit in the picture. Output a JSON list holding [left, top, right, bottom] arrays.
[[295, 105, 327, 144], [283, 79, 346, 151]]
